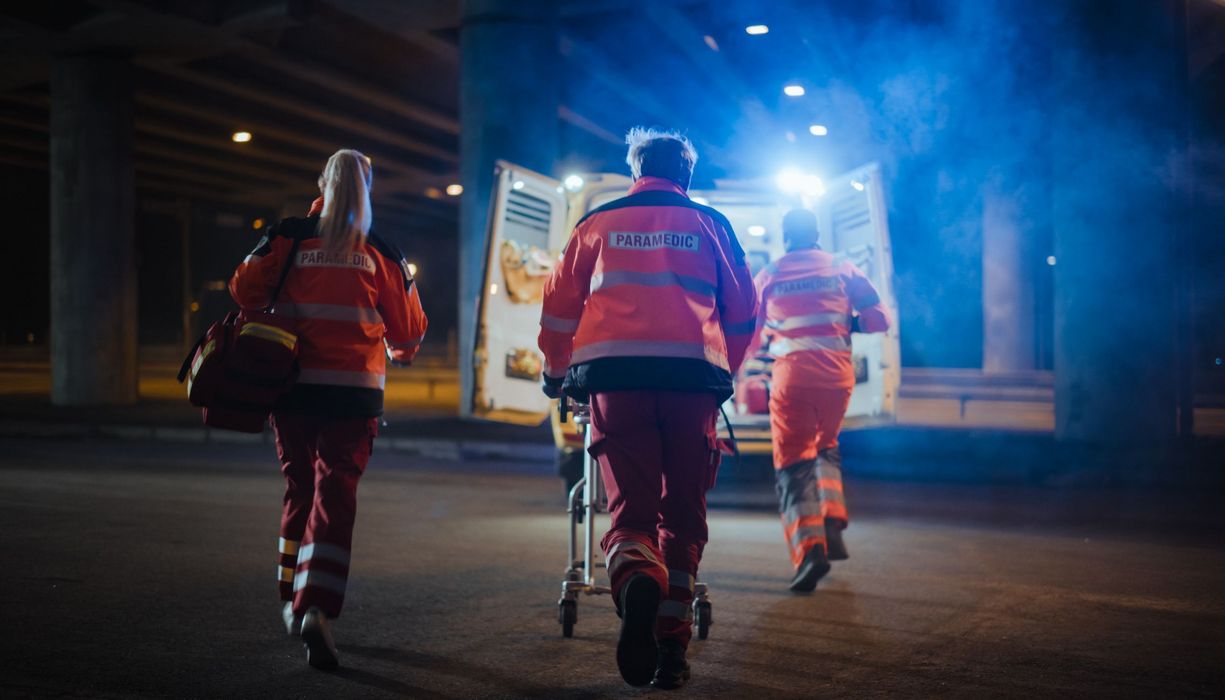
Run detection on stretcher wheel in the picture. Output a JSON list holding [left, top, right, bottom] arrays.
[[559, 599, 577, 638], [694, 601, 712, 640]]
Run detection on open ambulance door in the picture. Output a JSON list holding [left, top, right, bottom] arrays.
[[467, 161, 570, 425], [821, 163, 900, 427]]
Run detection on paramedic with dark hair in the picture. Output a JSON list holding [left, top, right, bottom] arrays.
[[746, 208, 890, 592], [230, 149, 427, 671], [538, 128, 758, 689]]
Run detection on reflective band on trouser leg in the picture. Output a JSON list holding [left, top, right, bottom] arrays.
[[605, 537, 667, 604], [817, 454, 849, 523], [293, 541, 352, 617], [775, 460, 826, 567], [278, 537, 300, 601]]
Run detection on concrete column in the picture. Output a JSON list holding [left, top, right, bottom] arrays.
[[50, 54, 138, 405], [1050, 2, 1182, 443], [981, 177, 1036, 374], [458, 0, 559, 416]]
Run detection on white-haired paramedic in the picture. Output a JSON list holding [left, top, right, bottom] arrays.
[[538, 128, 758, 689]]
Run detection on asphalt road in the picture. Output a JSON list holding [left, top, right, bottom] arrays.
[[1, 437, 1223, 698]]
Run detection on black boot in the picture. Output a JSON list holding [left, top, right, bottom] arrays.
[[789, 546, 831, 593], [300, 607, 339, 670], [825, 522, 849, 561], [616, 574, 660, 686], [652, 638, 691, 690]]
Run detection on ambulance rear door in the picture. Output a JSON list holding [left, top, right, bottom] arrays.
[[468, 161, 570, 425], [819, 163, 900, 426]]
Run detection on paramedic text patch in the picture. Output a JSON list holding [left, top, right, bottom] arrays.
[[609, 231, 700, 252], [298, 249, 377, 274], [773, 276, 840, 296]]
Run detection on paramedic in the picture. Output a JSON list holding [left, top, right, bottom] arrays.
[[747, 208, 889, 592], [538, 128, 757, 689], [229, 149, 428, 670]]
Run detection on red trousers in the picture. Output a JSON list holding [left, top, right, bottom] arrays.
[[272, 413, 378, 618], [769, 384, 852, 568], [589, 391, 720, 648]]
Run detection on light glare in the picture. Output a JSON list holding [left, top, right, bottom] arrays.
[[690, 196, 709, 205], [407, 262, 418, 276], [851, 180, 865, 191], [563, 174, 584, 192], [808, 124, 829, 136], [231, 131, 252, 143], [512, 180, 525, 190], [747, 225, 766, 237], [446, 184, 463, 196], [783, 84, 805, 97], [745, 24, 769, 35], [1046, 255, 1057, 266]]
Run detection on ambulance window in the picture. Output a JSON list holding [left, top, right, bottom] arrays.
[[504, 189, 552, 251]]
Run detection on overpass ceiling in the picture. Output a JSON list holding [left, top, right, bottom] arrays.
[[4, 0, 1222, 232]]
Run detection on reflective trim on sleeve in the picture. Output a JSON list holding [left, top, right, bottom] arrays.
[[278, 565, 294, 583], [298, 368, 386, 389], [771, 335, 852, 355], [723, 317, 758, 336], [387, 336, 423, 350], [278, 537, 299, 556], [276, 302, 384, 325], [657, 600, 694, 621], [668, 569, 696, 592], [293, 569, 348, 595], [818, 488, 845, 505], [296, 542, 352, 568], [540, 313, 581, 333], [766, 312, 849, 332], [590, 270, 716, 297], [570, 339, 728, 370], [243, 254, 263, 264]]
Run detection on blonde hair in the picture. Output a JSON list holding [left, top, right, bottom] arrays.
[[316, 149, 373, 254], [624, 127, 698, 183]]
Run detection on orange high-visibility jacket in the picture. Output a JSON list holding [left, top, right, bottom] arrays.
[[748, 247, 890, 390], [230, 215, 428, 417], [538, 177, 758, 400]]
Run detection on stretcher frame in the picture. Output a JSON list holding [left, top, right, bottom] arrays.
[[556, 399, 712, 639]]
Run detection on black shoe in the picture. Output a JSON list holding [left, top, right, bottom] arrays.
[[652, 638, 691, 690], [789, 547, 831, 593], [300, 607, 339, 670], [616, 574, 660, 687], [826, 524, 849, 561]]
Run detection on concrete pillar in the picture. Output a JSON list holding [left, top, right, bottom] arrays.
[[981, 177, 1037, 374], [1050, 2, 1182, 443], [458, 0, 559, 416], [50, 54, 138, 405]]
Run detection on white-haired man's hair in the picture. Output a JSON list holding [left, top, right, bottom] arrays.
[[624, 127, 698, 186]]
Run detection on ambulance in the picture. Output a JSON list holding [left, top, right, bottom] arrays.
[[465, 160, 900, 456]]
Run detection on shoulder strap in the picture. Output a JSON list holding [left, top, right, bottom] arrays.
[[265, 238, 301, 312]]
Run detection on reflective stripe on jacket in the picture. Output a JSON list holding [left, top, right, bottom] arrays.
[[229, 214, 428, 416], [748, 247, 889, 389], [538, 177, 758, 400]]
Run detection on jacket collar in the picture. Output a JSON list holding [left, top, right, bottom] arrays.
[[628, 176, 688, 197]]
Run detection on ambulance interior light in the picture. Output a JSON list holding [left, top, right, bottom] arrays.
[[851, 179, 865, 191], [775, 168, 825, 197], [747, 225, 767, 237], [563, 174, 584, 192]]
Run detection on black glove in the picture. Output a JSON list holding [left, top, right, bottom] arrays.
[[850, 314, 861, 333], [542, 375, 564, 399]]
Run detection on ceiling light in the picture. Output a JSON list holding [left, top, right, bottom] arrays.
[[747, 225, 766, 237], [231, 131, 252, 143], [563, 174, 584, 192], [407, 262, 418, 276], [1046, 255, 1057, 266], [783, 84, 805, 97], [745, 25, 769, 35], [851, 180, 865, 191], [446, 184, 463, 196], [808, 124, 829, 136]]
